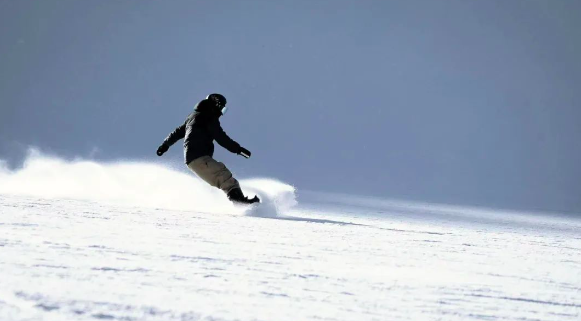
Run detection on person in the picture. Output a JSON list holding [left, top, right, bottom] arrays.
[[156, 93, 259, 204]]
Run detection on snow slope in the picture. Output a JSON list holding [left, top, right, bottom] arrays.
[[1, 154, 580, 320], [0, 151, 295, 217]]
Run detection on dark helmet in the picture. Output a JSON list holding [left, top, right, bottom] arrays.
[[206, 93, 227, 115], [206, 93, 227, 108]]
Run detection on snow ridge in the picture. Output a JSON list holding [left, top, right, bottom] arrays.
[[0, 149, 296, 216]]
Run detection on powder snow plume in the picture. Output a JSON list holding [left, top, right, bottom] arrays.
[[0, 149, 296, 216]]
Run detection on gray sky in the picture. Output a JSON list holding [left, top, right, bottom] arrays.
[[1, 0, 580, 213]]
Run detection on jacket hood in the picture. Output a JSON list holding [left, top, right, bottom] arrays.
[[195, 99, 222, 117]]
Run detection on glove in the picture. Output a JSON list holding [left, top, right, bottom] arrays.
[[156, 144, 169, 156], [239, 147, 251, 159]]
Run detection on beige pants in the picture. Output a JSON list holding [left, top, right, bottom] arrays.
[[187, 156, 240, 194]]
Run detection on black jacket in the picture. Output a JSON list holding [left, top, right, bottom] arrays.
[[162, 99, 241, 164]]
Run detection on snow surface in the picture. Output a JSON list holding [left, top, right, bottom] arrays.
[[1, 153, 580, 320]]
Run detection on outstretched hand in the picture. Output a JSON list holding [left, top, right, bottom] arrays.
[[156, 144, 169, 156], [239, 147, 251, 159]]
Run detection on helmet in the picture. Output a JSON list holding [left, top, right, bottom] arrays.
[[206, 93, 227, 115], [207, 93, 227, 107]]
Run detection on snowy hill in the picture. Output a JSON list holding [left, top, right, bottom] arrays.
[[1, 155, 580, 320]]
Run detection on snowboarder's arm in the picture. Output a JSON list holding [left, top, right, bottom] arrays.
[[162, 123, 186, 147], [208, 119, 241, 154], [157, 120, 187, 156]]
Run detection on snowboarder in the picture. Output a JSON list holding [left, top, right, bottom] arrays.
[[156, 93, 260, 204]]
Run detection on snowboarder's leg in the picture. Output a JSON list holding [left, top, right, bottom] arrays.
[[188, 156, 240, 194], [188, 156, 260, 204], [226, 188, 260, 204]]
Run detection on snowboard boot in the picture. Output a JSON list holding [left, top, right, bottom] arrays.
[[227, 188, 260, 205]]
